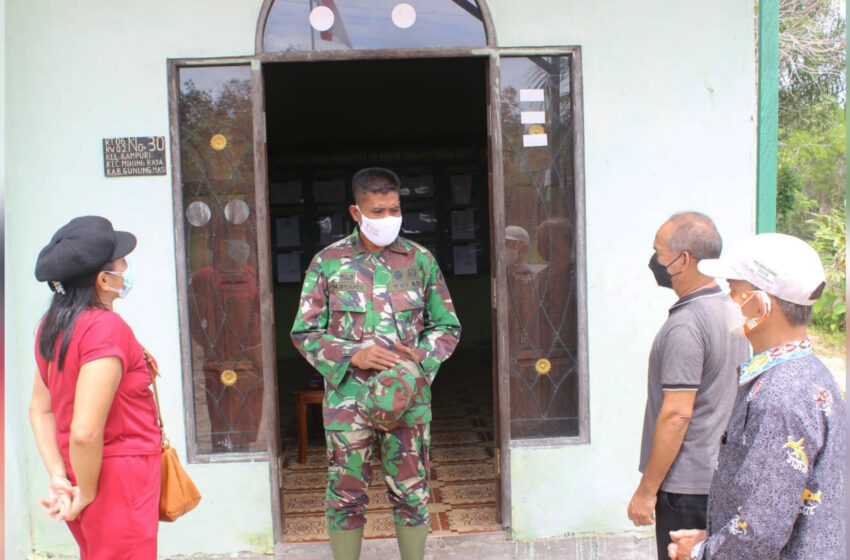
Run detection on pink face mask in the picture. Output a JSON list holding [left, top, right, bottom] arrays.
[[729, 290, 772, 335]]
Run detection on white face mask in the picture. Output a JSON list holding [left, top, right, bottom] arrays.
[[356, 206, 402, 247], [722, 290, 771, 337], [104, 260, 134, 298]]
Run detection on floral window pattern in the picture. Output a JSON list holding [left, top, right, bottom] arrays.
[[178, 66, 266, 454]]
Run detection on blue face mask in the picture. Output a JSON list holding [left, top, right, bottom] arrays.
[[104, 260, 135, 298]]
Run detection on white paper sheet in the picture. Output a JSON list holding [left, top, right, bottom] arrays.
[[521, 111, 546, 124], [522, 133, 548, 148], [519, 88, 545, 102]]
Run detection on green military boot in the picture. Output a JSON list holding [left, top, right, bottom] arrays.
[[394, 524, 429, 560], [327, 527, 363, 560]]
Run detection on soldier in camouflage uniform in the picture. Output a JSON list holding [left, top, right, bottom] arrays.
[[291, 167, 461, 560]]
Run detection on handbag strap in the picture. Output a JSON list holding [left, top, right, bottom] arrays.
[[142, 348, 169, 447]]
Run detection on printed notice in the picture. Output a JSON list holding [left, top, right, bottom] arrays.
[[103, 136, 167, 177], [453, 244, 478, 275], [451, 209, 475, 240], [521, 111, 546, 124], [522, 133, 548, 148], [277, 253, 303, 283], [276, 217, 301, 247], [519, 88, 545, 102]]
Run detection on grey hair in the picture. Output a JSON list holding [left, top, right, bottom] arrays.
[[775, 298, 813, 327], [665, 211, 722, 261], [352, 167, 401, 202], [772, 281, 824, 327]]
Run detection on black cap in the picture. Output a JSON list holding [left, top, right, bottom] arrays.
[[35, 216, 137, 283]]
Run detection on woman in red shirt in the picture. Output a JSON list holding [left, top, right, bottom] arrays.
[[29, 216, 161, 559]]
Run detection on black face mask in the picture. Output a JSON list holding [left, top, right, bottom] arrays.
[[648, 252, 683, 288]]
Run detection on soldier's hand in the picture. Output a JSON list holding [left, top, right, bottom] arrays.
[[351, 345, 402, 371], [394, 343, 421, 364]]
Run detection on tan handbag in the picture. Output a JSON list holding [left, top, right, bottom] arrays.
[[144, 350, 202, 522]]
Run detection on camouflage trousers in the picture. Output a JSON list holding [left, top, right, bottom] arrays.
[[325, 424, 430, 531]]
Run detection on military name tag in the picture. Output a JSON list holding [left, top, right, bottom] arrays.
[[329, 281, 366, 292], [389, 280, 423, 292], [388, 265, 423, 292]]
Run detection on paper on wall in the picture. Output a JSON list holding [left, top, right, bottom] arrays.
[[521, 111, 545, 124], [519, 88, 544, 102], [276, 253, 302, 283], [453, 244, 478, 275], [522, 134, 548, 148]]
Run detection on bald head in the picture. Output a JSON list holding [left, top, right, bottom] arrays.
[[662, 211, 722, 262]]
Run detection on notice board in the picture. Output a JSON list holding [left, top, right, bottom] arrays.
[[103, 136, 167, 177]]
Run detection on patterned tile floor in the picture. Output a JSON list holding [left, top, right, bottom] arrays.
[[280, 351, 501, 542]]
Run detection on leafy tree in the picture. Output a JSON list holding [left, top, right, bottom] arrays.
[[771, 0, 846, 331], [777, 97, 845, 217], [808, 206, 846, 332], [778, 0, 845, 127], [776, 164, 816, 236]]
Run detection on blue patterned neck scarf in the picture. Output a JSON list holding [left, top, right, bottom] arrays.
[[737, 339, 812, 386]]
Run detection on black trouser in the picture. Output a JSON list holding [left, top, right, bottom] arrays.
[[655, 490, 707, 560]]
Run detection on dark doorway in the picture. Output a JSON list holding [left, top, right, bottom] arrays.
[[263, 57, 499, 541]]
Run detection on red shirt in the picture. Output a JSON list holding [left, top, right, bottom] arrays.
[[35, 309, 161, 462]]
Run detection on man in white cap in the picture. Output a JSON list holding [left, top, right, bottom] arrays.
[[505, 225, 538, 349], [668, 233, 845, 559]]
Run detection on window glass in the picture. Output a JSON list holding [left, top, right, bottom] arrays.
[[499, 56, 579, 438], [178, 65, 266, 454], [263, 0, 487, 52]]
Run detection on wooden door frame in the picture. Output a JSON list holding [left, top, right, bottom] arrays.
[[487, 46, 589, 529], [167, 0, 588, 546]]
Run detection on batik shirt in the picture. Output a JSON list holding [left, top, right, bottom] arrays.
[[291, 230, 461, 431], [692, 340, 845, 559]]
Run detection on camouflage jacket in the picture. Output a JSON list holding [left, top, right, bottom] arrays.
[[693, 341, 845, 559], [291, 230, 461, 431]]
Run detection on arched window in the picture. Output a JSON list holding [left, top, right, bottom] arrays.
[[261, 0, 488, 52]]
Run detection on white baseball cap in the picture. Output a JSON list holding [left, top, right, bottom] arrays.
[[698, 233, 826, 306], [505, 225, 530, 245]]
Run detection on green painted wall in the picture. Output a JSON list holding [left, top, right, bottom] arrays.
[[757, 0, 779, 233]]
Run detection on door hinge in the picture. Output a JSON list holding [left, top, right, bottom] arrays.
[[491, 276, 497, 309], [277, 455, 285, 488], [494, 447, 500, 477]]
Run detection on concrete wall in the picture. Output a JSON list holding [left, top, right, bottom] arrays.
[[4, 0, 757, 556]]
